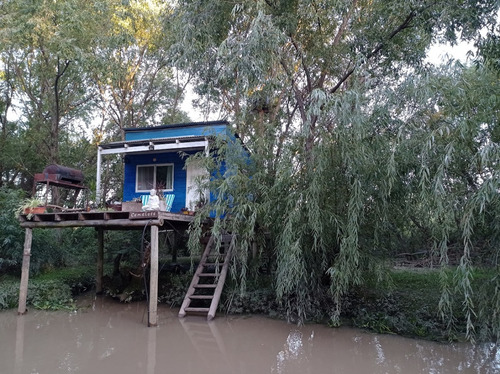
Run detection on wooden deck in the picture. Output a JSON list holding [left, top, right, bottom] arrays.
[[17, 209, 196, 327], [18, 210, 194, 229]]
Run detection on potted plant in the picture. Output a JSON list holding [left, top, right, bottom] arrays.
[[15, 197, 45, 219]]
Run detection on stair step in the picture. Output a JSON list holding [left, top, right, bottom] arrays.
[[189, 295, 214, 300], [194, 284, 217, 289], [199, 272, 218, 277], [185, 307, 210, 313]]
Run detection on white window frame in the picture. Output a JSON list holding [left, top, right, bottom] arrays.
[[135, 163, 174, 193]]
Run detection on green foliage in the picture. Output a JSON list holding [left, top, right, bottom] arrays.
[[0, 0, 190, 201], [179, 0, 500, 342], [344, 268, 500, 341], [158, 272, 192, 307], [0, 0, 498, 344], [0, 266, 95, 310], [0, 186, 103, 274], [0, 187, 25, 272], [0, 279, 20, 309], [27, 281, 75, 311]]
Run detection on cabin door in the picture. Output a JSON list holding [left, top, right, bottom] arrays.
[[185, 161, 209, 211]]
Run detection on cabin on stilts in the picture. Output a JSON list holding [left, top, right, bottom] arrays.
[[17, 120, 238, 326]]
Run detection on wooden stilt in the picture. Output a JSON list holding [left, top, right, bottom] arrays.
[[252, 240, 257, 259], [96, 228, 104, 294], [171, 231, 177, 263], [148, 225, 159, 327], [18, 228, 33, 315]]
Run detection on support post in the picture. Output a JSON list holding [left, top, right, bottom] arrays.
[[96, 228, 104, 294], [171, 231, 177, 263], [252, 240, 257, 259], [148, 225, 159, 327], [96, 146, 102, 205], [18, 228, 33, 315]]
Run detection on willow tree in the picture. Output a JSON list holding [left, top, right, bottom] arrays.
[[170, 0, 500, 339]]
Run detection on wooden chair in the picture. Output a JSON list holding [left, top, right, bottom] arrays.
[[164, 193, 174, 212], [141, 193, 174, 211], [141, 194, 150, 207]]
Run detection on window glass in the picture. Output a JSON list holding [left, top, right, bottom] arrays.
[[157, 165, 173, 190], [136, 164, 173, 192], [137, 166, 154, 190]]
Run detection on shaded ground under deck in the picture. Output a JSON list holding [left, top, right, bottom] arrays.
[[17, 210, 195, 326]]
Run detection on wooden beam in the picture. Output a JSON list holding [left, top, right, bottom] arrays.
[[96, 228, 104, 294], [18, 228, 33, 315], [148, 225, 159, 327], [99, 140, 207, 155], [19, 219, 164, 229]]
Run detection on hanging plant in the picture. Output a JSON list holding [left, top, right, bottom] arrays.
[[14, 198, 45, 220]]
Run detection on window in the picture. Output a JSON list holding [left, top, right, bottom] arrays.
[[136, 164, 173, 192]]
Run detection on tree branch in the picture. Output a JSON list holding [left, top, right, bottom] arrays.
[[329, 10, 416, 95]]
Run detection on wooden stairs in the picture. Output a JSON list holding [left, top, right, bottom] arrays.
[[178, 234, 234, 320]]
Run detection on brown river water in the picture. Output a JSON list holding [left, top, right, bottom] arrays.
[[0, 295, 498, 374]]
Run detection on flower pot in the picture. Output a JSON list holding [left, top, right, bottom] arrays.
[[24, 206, 45, 215]]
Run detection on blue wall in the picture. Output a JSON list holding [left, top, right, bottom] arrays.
[[123, 151, 198, 212]]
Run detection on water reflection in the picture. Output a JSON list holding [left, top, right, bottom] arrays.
[[14, 316, 24, 374], [274, 330, 309, 373], [179, 317, 232, 372], [0, 296, 498, 374], [147, 327, 156, 374]]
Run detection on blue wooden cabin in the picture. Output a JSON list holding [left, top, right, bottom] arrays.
[[96, 120, 231, 211]]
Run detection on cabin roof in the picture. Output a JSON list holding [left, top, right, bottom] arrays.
[[123, 120, 229, 133], [99, 120, 231, 156], [123, 120, 230, 142]]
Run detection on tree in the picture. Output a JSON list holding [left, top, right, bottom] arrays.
[[0, 49, 20, 188], [1, 0, 111, 163], [171, 0, 500, 339], [92, 0, 190, 142]]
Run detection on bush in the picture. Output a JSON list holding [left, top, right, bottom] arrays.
[[0, 279, 20, 309], [0, 187, 101, 275], [27, 280, 74, 310], [0, 266, 95, 311], [0, 187, 25, 274], [341, 268, 499, 342]]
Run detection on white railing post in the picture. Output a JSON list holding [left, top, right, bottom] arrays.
[[96, 146, 102, 205]]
